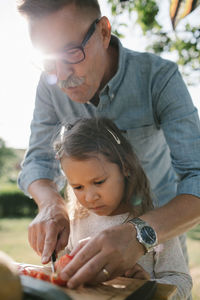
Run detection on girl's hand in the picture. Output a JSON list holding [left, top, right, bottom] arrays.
[[124, 263, 150, 280]]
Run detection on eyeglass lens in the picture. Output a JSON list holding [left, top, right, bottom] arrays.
[[43, 18, 99, 72]]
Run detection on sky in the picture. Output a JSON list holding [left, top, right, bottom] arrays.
[[0, 0, 199, 149]]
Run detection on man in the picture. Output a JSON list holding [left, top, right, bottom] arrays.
[[18, 0, 200, 288]]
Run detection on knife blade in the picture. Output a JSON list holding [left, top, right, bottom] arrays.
[[51, 250, 56, 274], [125, 280, 157, 300]]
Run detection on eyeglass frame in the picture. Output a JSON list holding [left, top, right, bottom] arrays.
[[43, 18, 100, 71]]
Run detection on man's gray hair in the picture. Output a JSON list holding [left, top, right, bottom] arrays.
[[17, 0, 101, 19]]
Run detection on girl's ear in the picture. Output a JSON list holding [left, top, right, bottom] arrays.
[[124, 168, 131, 178]]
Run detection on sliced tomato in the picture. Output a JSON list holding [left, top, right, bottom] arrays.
[[19, 267, 50, 282], [51, 273, 66, 286], [55, 254, 74, 273], [18, 255, 74, 287], [28, 269, 40, 278], [36, 271, 51, 282], [19, 268, 29, 276]]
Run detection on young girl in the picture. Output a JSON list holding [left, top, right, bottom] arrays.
[[54, 117, 192, 299]]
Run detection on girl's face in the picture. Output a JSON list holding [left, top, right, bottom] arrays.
[[61, 154, 128, 216]]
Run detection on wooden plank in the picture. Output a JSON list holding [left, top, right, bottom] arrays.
[[61, 277, 177, 300], [16, 263, 177, 300]]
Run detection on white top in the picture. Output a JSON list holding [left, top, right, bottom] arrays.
[[67, 211, 192, 300]]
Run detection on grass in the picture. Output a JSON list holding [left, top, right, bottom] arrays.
[[187, 226, 200, 300], [0, 218, 41, 265], [0, 218, 200, 299]]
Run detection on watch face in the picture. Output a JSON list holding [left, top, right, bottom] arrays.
[[140, 226, 156, 245]]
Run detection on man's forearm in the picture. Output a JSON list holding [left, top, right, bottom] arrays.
[[28, 179, 65, 210], [141, 194, 200, 243]]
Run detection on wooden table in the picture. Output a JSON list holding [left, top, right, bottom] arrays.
[[62, 277, 177, 300], [17, 263, 177, 300]]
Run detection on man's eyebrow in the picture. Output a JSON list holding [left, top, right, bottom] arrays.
[[58, 37, 82, 52], [61, 41, 79, 51]]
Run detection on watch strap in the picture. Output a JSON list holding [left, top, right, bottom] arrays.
[[128, 217, 158, 253]]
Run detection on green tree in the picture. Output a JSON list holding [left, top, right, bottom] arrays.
[[0, 138, 16, 179], [107, 0, 200, 85]]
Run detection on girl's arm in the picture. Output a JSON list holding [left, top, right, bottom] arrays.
[[139, 237, 192, 300]]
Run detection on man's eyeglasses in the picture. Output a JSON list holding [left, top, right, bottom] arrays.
[[43, 18, 100, 72]]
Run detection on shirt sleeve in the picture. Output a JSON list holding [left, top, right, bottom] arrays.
[[152, 237, 192, 299], [153, 64, 200, 198], [18, 73, 66, 195]]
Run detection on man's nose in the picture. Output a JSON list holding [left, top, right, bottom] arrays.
[[55, 60, 73, 81]]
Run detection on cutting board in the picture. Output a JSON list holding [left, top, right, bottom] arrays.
[[63, 277, 177, 300], [17, 263, 177, 300]]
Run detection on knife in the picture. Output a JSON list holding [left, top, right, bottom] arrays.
[[125, 280, 157, 300], [51, 250, 57, 274]]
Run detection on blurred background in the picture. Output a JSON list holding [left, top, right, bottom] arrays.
[[0, 0, 199, 298]]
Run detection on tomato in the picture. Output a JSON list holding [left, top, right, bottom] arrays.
[[55, 254, 74, 273], [19, 268, 29, 276], [36, 272, 51, 282], [51, 273, 66, 286], [28, 270, 40, 278], [17, 255, 74, 287], [19, 268, 51, 281]]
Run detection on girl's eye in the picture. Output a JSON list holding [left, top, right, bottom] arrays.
[[73, 186, 82, 190], [95, 179, 105, 185]]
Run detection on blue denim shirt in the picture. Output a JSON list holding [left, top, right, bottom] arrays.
[[18, 36, 200, 207]]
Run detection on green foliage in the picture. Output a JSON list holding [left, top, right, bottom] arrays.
[[147, 24, 200, 85], [0, 138, 16, 178], [107, 0, 160, 34], [187, 224, 200, 241], [107, 0, 200, 85], [0, 187, 38, 218], [0, 145, 25, 185], [133, 0, 160, 32], [107, 0, 131, 38]]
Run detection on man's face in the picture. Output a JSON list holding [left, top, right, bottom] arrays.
[[29, 4, 111, 103]]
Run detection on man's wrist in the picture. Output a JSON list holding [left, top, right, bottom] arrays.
[[127, 223, 146, 256], [128, 218, 158, 254], [28, 179, 65, 209]]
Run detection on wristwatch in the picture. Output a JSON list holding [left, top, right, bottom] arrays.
[[128, 217, 158, 253]]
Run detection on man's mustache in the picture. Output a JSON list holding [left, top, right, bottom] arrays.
[[57, 75, 85, 89]]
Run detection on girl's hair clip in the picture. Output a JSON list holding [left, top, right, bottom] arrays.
[[55, 153, 60, 160], [60, 123, 73, 142], [107, 128, 121, 144], [54, 142, 63, 160]]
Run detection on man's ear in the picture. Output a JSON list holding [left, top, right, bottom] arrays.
[[99, 16, 111, 49]]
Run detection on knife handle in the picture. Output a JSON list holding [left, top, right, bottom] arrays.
[[51, 250, 57, 263]]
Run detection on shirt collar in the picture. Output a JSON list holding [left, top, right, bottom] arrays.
[[103, 35, 126, 100]]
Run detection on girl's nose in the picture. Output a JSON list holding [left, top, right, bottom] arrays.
[[85, 188, 99, 203]]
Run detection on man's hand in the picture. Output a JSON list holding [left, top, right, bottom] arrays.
[[124, 263, 150, 280], [28, 179, 70, 264], [60, 223, 145, 288], [28, 202, 69, 264]]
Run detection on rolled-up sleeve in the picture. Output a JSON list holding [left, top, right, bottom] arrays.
[[153, 65, 200, 198], [18, 74, 65, 195]]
